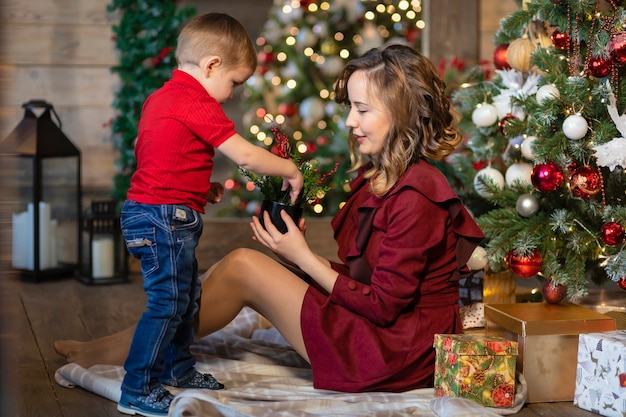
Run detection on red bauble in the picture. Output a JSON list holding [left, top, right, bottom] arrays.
[[607, 32, 626, 66], [493, 44, 511, 70], [588, 56, 612, 78], [542, 280, 567, 304], [600, 221, 625, 246], [551, 30, 569, 50], [506, 250, 543, 278], [257, 51, 274, 65], [618, 277, 626, 291], [277, 103, 297, 117], [531, 161, 564, 193], [498, 113, 516, 136], [569, 165, 602, 198]]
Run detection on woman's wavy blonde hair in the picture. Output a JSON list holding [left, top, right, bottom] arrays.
[[334, 44, 462, 196]]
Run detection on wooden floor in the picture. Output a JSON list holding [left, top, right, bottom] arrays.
[[2, 219, 622, 417]]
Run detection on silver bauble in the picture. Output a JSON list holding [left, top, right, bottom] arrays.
[[516, 193, 539, 217]]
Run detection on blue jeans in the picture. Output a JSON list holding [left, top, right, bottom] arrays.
[[119, 200, 203, 395]]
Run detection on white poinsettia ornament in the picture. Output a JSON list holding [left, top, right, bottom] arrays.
[[492, 69, 541, 119], [594, 82, 626, 171]]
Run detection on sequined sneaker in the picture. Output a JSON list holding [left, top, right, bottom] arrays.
[[117, 385, 174, 417], [173, 370, 225, 390]]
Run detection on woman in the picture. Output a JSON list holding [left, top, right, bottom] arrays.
[[55, 44, 483, 393]]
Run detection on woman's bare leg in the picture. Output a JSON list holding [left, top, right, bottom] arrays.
[[54, 248, 310, 366], [197, 248, 310, 361], [53, 325, 136, 367]]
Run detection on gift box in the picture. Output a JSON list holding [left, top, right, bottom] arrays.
[[485, 302, 616, 403], [574, 330, 626, 417], [433, 333, 518, 407]]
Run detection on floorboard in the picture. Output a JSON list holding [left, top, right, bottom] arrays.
[[7, 220, 622, 416]]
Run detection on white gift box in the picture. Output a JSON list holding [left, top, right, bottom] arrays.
[[574, 330, 626, 417]]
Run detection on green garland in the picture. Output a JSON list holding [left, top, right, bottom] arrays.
[[108, 0, 196, 201]]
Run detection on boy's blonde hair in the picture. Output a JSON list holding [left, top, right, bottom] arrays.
[[176, 13, 257, 70]]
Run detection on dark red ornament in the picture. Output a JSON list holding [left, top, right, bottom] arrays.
[[551, 30, 569, 50], [257, 51, 274, 65], [406, 27, 420, 43], [569, 165, 602, 198], [531, 161, 564, 192], [499, 113, 516, 136], [588, 56, 613, 78], [493, 44, 511, 70], [506, 249, 543, 278], [542, 280, 567, 304], [607, 32, 626, 66], [617, 277, 626, 291], [600, 221, 625, 246], [277, 103, 297, 117]]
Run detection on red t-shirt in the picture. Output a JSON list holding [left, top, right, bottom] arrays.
[[126, 70, 236, 213]]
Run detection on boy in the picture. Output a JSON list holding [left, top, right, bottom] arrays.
[[117, 13, 303, 417]]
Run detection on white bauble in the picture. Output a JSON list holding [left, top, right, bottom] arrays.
[[296, 27, 317, 48], [474, 167, 505, 198], [299, 97, 325, 123], [471, 103, 498, 127], [521, 135, 537, 160], [318, 56, 344, 76], [562, 114, 588, 140], [505, 162, 533, 186], [536, 84, 560, 105], [467, 246, 488, 270]]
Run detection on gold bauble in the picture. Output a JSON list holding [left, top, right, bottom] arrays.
[[507, 37, 535, 72]]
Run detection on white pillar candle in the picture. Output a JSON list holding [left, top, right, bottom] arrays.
[[12, 211, 28, 269], [91, 236, 114, 278]]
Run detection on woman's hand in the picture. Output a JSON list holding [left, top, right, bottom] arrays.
[[250, 210, 311, 266]]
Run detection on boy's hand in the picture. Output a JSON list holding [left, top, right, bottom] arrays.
[[282, 165, 304, 205], [207, 182, 224, 204]]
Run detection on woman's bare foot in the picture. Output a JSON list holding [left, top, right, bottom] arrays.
[[53, 325, 136, 368]]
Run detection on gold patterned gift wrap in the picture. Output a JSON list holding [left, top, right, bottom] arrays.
[[574, 330, 626, 417], [433, 333, 518, 407]]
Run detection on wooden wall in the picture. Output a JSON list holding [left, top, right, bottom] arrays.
[[0, 0, 518, 201]]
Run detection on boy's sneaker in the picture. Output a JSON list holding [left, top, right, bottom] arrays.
[[173, 370, 225, 390], [117, 385, 174, 417]]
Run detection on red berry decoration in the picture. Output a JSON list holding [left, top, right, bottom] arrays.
[[607, 32, 626, 66], [493, 44, 511, 70], [506, 249, 543, 278], [618, 277, 626, 291], [588, 56, 612, 78], [600, 221, 625, 246], [569, 165, 602, 198], [542, 280, 567, 304], [551, 30, 569, 50], [531, 161, 564, 192]]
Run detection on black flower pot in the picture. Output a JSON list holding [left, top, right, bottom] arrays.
[[260, 200, 303, 234]]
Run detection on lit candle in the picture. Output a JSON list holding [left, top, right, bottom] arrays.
[[92, 236, 114, 278]]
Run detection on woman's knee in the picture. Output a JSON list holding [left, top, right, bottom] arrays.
[[214, 248, 270, 285]]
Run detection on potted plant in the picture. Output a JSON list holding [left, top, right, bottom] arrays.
[[240, 122, 338, 233]]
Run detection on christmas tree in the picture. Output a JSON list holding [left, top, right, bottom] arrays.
[[450, 0, 626, 301], [108, 0, 196, 202], [219, 0, 424, 217]]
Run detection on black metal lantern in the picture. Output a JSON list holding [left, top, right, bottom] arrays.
[[78, 201, 128, 285], [2, 100, 81, 281]]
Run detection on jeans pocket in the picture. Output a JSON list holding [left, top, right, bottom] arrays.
[[122, 227, 159, 277], [172, 205, 202, 243]]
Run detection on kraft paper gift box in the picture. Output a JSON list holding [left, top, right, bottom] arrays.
[[485, 302, 616, 403], [433, 333, 518, 407], [574, 330, 626, 417]]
